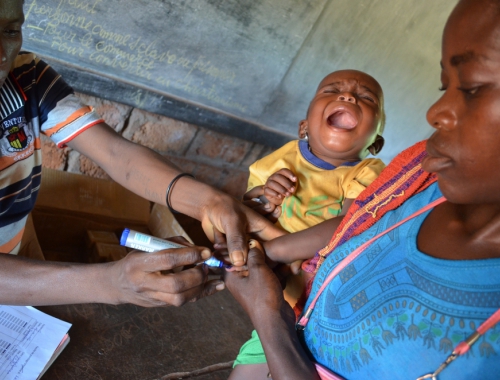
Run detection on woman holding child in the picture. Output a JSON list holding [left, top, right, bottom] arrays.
[[225, 0, 500, 378]]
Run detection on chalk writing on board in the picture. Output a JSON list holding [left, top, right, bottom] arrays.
[[23, 0, 247, 113]]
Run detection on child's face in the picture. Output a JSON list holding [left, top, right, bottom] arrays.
[[0, 0, 23, 88], [299, 70, 384, 163], [423, 0, 500, 205]]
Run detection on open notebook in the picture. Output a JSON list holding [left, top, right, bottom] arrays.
[[0, 306, 71, 380]]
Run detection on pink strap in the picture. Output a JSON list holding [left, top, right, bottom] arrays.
[[298, 196, 446, 327], [315, 363, 346, 380], [454, 308, 500, 356], [455, 342, 472, 356], [477, 308, 500, 334]]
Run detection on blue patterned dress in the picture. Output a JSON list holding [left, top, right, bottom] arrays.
[[303, 182, 500, 379]]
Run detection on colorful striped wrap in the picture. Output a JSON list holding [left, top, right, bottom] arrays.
[[296, 140, 438, 314]]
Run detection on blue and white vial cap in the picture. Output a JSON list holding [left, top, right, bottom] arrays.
[[204, 257, 225, 268], [120, 228, 130, 246]]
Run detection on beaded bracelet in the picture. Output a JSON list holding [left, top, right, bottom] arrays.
[[165, 173, 195, 214]]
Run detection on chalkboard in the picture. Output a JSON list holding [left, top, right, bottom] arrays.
[[22, 0, 327, 147], [22, 0, 456, 161]]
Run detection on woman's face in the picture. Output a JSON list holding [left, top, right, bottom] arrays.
[[423, 0, 500, 205]]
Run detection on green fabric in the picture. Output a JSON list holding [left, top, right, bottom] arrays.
[[233, 330, 267, 367]]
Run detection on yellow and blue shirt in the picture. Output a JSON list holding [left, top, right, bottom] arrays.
[[0, 52, 103, 254], [247, 140, 385, 233]]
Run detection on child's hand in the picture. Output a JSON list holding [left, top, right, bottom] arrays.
[[263, 168, 297, 206], [242, 198, 282, 223]]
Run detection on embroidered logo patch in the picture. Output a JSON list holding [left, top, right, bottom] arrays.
[[7, 124, 29, 150], [0, 116, 33, 156]]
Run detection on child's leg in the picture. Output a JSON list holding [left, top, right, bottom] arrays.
[[232, 330, 269, 378], [228, 363, 270, 379], [283, 271, 305, 307]]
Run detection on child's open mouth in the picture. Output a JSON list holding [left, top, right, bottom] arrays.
[[327, 110, 358, 130]]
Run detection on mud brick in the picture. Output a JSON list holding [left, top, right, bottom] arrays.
[[186, 130, 253, 165], [219, 169, 250, 198], [124, 108, 197, 155], [91, 242, 128, 263], [85, 230, 119, 249], [77, 93, 132, 134], [41, 135, 67, 170]]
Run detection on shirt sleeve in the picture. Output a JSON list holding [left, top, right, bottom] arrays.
[[246, 141, 298, 193], [35, 59, 103, 147], [42, 94, 103, 148], [345, 159, 386, 199]]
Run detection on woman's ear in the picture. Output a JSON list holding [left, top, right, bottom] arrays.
[[298, 120, 308, 139], [368, 135, 385, 155]]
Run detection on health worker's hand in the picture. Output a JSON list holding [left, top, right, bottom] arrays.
[[108, 245, 224, 307], [199, 192, 285, 267]]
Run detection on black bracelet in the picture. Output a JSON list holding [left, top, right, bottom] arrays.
[[165, 173, 195, 214]]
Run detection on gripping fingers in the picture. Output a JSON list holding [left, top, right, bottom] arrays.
[[275, 168, 297, 183], [246, 240, 268, 267], [200, 279, 225, 298], [265, 179, 290, 199], [263, 186, 284, 205], [220, 205, 249, 267], [267, 170, 297, 196], [140, 246, 211, 272], [154, 266, 208, 307]]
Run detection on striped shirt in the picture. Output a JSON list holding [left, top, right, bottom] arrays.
[[0, 52, 103, 255]]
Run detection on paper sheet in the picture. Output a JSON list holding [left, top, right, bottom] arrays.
[[0, 306, 71, 380]]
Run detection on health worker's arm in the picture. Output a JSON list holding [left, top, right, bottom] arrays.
[[67, 123, 282, 266], [0, 244, 221, 306]]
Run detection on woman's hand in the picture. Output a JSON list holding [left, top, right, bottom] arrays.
[[224, 241, 320, 380], [224, 240, 294, 324]]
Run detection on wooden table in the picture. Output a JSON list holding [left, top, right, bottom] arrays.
[[38, 290, 253, 380]]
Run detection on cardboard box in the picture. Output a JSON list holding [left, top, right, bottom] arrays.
[[32, 168, 191, 262], [148, 203, 193, 243], [36, 167, 150, 224]]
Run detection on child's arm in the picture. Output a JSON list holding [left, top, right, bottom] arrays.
[[340, 198, 354, 216], [263, 216, 344, 264]]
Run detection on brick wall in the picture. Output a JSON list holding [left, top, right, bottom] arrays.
[[41, 93, 276, 199]]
